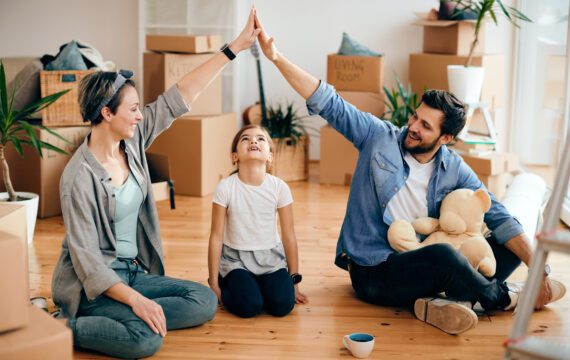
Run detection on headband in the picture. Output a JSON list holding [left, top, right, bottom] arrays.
[[88, 69, 133, 122]]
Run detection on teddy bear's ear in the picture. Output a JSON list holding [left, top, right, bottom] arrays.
[[474, 188, 492, 212]]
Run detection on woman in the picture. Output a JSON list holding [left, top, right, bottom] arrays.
[[51, 8, 261, 358]]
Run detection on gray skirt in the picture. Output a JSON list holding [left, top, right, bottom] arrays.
[[219, 242, 288, 278]]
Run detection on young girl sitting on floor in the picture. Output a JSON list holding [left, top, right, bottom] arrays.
[[207, 124, 308, 318]]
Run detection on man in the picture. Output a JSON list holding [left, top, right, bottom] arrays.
[[253, 13, 566, 335]]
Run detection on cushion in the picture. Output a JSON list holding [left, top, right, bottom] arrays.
[[337, 32, 382, 57], [5, 58, 43, 117], [45, 40, 88, 71]]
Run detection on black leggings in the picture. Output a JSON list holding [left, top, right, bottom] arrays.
[[220, 268, 295, 318]]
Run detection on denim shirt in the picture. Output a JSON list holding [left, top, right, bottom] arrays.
[[306, 81, 524, 270]]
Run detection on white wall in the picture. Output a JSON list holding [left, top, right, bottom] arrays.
[[0, 0, 138, 81]]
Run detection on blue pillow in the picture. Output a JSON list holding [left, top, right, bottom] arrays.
[[45, 41, 88, 71], [337, 32, 382, 57]]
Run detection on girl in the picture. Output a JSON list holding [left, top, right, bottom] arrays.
[[208, 124, 308, 318]]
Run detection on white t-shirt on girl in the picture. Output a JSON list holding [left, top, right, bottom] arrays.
[[213, 173, 293, 251]]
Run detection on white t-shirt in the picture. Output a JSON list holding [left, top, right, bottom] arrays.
[[386, 152, 435, 222], [212, 173, 293, 251]]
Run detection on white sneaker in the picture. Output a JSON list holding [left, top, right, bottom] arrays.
[[504, 282, 524, 311], [548, 278, 566, 304], [414, 297, 478, 335]]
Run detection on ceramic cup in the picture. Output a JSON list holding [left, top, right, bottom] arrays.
[[342, 333, 375, 358]]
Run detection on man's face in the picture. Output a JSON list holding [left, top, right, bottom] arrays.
[[404, 103, 448, 154]]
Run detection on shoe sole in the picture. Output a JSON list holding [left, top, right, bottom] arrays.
[[414, 298, 478, 335]]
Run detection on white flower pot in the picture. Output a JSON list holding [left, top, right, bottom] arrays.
[[0, 192, 39, 244], [447, 65, 485, 104]]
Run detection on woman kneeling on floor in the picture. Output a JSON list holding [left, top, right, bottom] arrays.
[[51, 8, 260, 359]]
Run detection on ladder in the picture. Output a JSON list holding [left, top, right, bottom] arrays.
[[504, 123, 570, 358], [458, 102, 501, 152]]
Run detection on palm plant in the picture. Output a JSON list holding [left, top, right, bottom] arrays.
[[382, 76, 419, 128], [447, 0, 532, 67], [262, 102, 307, 146], [0, 61, 71, 201]]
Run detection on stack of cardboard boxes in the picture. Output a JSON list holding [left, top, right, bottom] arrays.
[[144, 34, 237, 196], [0, 204, 72, 359], [320, 53, 385, 185], [410, 19, 516, 199]]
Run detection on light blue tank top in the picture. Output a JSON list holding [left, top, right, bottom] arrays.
[[114, 173, 144, 258]]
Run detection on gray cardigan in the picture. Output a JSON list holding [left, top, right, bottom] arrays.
[[51, 86, 189, 318]]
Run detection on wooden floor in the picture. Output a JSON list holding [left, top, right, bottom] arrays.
[[29, 165, 570, 359]]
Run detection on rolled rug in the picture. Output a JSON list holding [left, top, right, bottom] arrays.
[[501, 173, 547, 245]]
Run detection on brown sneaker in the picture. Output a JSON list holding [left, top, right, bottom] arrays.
[[414, 297, 478, 335], [548, 278, 566, 304]]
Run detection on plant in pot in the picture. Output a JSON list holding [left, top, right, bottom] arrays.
[[382, 76, 420, 128], [445, 0, 532, 104], [261, 102, 309, 182], [0, 61, 70, 243]]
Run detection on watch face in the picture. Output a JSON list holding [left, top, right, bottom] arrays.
[[544, 264, 551, 276], [291, 273, 302, 284]]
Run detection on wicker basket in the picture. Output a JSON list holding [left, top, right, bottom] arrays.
[[40, 70, 94, 127], [271, 136, 309, 182]]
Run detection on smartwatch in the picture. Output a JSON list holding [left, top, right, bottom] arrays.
[[544, 264, 551, 277], [290, 273, 302, 285], [220, 43, 236, 61]]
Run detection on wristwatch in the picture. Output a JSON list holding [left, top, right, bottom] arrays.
[[220, 43, 236, 61], [544, 264, 551, 277], [290, 273, 303, 285]]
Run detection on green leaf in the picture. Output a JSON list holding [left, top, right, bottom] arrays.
[[14, 89, 70, 121], [38, 124, 72, 146], [9, 134, 23, 156], [0, 61, 8, 118]]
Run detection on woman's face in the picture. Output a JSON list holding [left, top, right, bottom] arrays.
[[107, 86, 143, 140]]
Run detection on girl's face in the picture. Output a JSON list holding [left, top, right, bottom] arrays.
[[106, 86, 143, 140], [232, 127, 272, 168]]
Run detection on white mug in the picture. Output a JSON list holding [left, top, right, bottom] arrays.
[[343, 333, 375, 358]]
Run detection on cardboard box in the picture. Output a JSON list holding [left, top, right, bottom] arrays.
[[416, 20, 485, 55], [146, 152, 173, 203], [143, 52, 222, 115], [0, 205, 29, 333], [327, 54, 384, 93], [146, 34, 222, 54], [461, 152, 519, 176], [409, 53, 504, 109], [0, 306, 72, 360], [0, 230, 29, 333], [0, 127, 89, 218], [478, 173, 510, 200], [320, 125, 358, 185], [147, 113, 237, 196], [338, 91, 385, 117]]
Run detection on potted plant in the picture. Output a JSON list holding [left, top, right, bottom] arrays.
[[261, 102, 309, 182], [382, 76, 420, 128], [0, 60, 70, 243], [446, 0, 532, 103]]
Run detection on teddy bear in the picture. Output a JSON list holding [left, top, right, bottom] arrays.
[[387, 188, 496, 277]]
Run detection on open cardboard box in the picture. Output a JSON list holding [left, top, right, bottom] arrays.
[[146, 152, 175, 209]]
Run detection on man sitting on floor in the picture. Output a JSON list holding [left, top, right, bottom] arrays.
[[253, 12, 566, 335]]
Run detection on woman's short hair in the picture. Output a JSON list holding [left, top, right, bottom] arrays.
[[78, 71, 136, 125]]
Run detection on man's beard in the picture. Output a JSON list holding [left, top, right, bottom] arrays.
[[404, 132, 441, 154]]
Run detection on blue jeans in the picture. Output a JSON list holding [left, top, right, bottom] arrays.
[[349, 236, 521, 311], [68, 259, 217, 359], [221, 268, 295, 318]]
